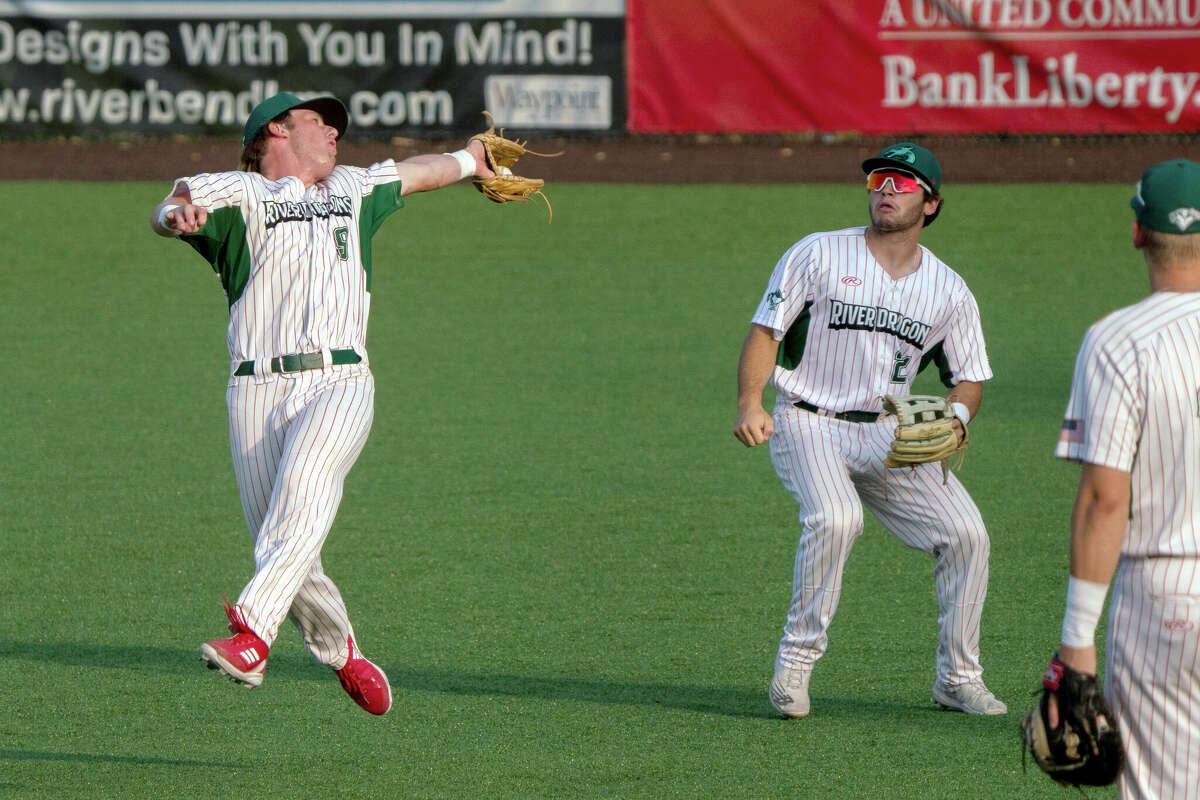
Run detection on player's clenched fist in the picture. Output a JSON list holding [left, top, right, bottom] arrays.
[[150, 196, 207, 237], [166, 203, 208, 233], [734, 406, 773, 447]]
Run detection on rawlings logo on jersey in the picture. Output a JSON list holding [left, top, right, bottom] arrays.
[[828, 299, 931, 348], [262, 195, 354, 230]]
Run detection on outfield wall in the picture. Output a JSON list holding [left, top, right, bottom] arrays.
[[1, 0, 1197, 138]]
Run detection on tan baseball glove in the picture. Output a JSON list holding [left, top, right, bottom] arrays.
[[470, 111, 562, 221], [882, 394, 966, 471]]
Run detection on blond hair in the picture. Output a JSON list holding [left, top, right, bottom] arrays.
[[1143, 227, 1200, 268]]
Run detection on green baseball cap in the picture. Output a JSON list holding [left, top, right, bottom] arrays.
[[862, 142, 942, 193], [242, 92, 348, 146], [1130, 159, 1200, 234]]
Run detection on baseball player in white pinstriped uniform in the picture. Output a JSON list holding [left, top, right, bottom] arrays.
[[149, 92, 496, 715], [734, 143, 1006, 718], [1045, 159, 1200, 798]]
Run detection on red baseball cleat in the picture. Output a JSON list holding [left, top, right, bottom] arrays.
[[201, 599, 268, 687], [335, 635, 392, 715]]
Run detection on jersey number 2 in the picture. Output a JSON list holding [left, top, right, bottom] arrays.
[[334, 227, 349, 261], [891, 351, 911, 383]]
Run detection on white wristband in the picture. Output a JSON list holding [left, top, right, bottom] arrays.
[[446, 149, 476, 180], [951, 401, 971, 426], [155, 204, 182, 236], [1061, 575, 1109, 647]]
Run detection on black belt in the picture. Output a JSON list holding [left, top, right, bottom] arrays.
[[233, 349, 361, 377], [794, 400, 879, 423]]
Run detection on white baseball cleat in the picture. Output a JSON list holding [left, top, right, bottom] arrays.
[[932, 681, 1007, 715], [769, 665, 812, 718]]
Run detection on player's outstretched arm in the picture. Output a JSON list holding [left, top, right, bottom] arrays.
[[150, 190, 207, 237], [395, 139, 494, 197], [734, 324, 780, 447]]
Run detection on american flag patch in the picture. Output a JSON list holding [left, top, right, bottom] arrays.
[[1059, 419, 1085, 444]]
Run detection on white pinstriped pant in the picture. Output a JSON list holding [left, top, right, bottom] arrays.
[[225, 366, 374, 668], [769, 399, 991, 685], [1108, 557, 1200, 800]]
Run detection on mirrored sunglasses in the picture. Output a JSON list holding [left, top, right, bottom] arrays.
[[866, 169, 931, 194]]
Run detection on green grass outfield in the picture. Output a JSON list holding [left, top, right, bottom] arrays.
[[0, 180, 1145, 799]]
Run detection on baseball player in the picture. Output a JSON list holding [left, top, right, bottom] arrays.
[[1043, 158, 1200, 798], [149, 92, 496, 715], [734, 143, 1006, 718]]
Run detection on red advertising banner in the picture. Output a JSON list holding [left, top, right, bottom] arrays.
[[628, 0, 1200, 134]]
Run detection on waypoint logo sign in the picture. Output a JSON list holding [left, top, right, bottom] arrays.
[[485, 74, 612, 128]]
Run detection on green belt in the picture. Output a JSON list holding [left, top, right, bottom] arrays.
[[233, 349, 361, 377], [794, 400, 879, 423]]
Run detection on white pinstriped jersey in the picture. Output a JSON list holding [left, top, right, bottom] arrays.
[[174, 161, 404, 363], [1056, 291, 1200, 559], [752, 226, 992, 410]]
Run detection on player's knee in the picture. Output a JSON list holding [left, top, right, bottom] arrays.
[[804, 503, 864, 546], [952, 518, 990, 558]]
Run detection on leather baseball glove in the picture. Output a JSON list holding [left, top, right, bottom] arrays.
[[882, 394, 965, 470], [1021, 653, 1124, 787], [470, 111, 562, 221]]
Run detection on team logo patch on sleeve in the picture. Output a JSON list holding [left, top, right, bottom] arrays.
[[1059, 419, 1085, 444], [766, 290, 784, 310]]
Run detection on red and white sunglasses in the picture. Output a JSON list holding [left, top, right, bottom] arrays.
[[866, 168, 932, 194]]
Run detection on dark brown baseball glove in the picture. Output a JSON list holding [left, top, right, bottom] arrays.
[[1021, 653, 1124, 788]]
